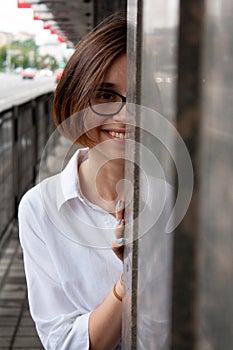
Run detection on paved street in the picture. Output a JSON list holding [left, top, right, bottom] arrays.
[[0, 73, 55, 112]]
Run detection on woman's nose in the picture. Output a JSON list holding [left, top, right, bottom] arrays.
[[112, 103, 126, 123]]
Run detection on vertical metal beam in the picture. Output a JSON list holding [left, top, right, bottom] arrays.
[[171, 1, 205, 349], [122, 1, 143, 349], [130, 2, 143, 349]]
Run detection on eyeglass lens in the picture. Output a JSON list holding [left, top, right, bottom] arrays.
[[90, 90, 123, 116], [90, 90, 135, 116]]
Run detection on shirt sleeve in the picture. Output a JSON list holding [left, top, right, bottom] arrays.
[[18, 193, 91, 350]]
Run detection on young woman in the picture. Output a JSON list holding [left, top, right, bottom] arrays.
[[18, 13, 128, 350]]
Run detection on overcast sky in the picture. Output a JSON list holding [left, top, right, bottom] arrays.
[[0, 0, 41, 34], [0, 0, 59, 44]]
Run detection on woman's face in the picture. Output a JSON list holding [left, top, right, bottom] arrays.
[[84, 53, 127, 159]]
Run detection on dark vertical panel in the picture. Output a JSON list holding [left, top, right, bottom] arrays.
[[196, 0, 233, 348], [136, 1, 179, 349], [124, 0, 181, 348], [171, 1, 205, 349]]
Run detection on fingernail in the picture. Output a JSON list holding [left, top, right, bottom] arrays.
[[117, 238, 123, 244], [117, 200, 121, 208], [117, 219, 121, 225]]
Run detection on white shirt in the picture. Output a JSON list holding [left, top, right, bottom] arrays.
[[18, 147, 173, 350], [18, 148, 122, 350]]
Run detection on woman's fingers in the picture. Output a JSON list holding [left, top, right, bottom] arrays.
[[115, 200, 125, 238], [115, 200, 124, 223], [112, 237, 127, 262], [115, 218, 125, 239], [113, 200, 126, 261]]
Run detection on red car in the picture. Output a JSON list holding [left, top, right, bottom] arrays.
[[55, 68, 64, 83], [21, 68, 36, 79]]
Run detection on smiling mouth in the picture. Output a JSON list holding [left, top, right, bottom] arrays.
[[102, 129, 134, 140], [108, 131, 125, 139]]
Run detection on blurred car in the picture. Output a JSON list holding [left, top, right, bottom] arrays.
[[38, 68, 53, 77], [14, 67, 23, 74], [21, 68, 36, 79], [54, 68, 64, 83]]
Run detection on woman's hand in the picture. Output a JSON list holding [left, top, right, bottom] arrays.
[[112, 200, 126, 262]]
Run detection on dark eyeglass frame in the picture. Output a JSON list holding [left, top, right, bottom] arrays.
[[89, 89, 126, 117]]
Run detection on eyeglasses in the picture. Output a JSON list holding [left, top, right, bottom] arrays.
[[89, 89, 126, 117]]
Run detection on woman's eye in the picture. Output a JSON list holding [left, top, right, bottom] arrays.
[[94, 91, 116, 102]]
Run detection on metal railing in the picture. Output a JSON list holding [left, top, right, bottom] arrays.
[[0, 92, 56, 243]]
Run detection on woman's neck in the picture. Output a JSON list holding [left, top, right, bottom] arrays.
[[78, 151, 125, 215]]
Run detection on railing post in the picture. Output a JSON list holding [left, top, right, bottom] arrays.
[[12, 105, 19, 219]]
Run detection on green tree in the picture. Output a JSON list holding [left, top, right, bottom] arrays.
[[0, 45, 7, 71], [37, 54, 58, 71], [0, 38, 59, 71]]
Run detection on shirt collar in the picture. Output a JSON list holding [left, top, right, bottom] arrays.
[[56, 147, 89, 211]]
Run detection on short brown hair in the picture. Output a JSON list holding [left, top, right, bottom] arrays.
[[53, 12, 126, 147]]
